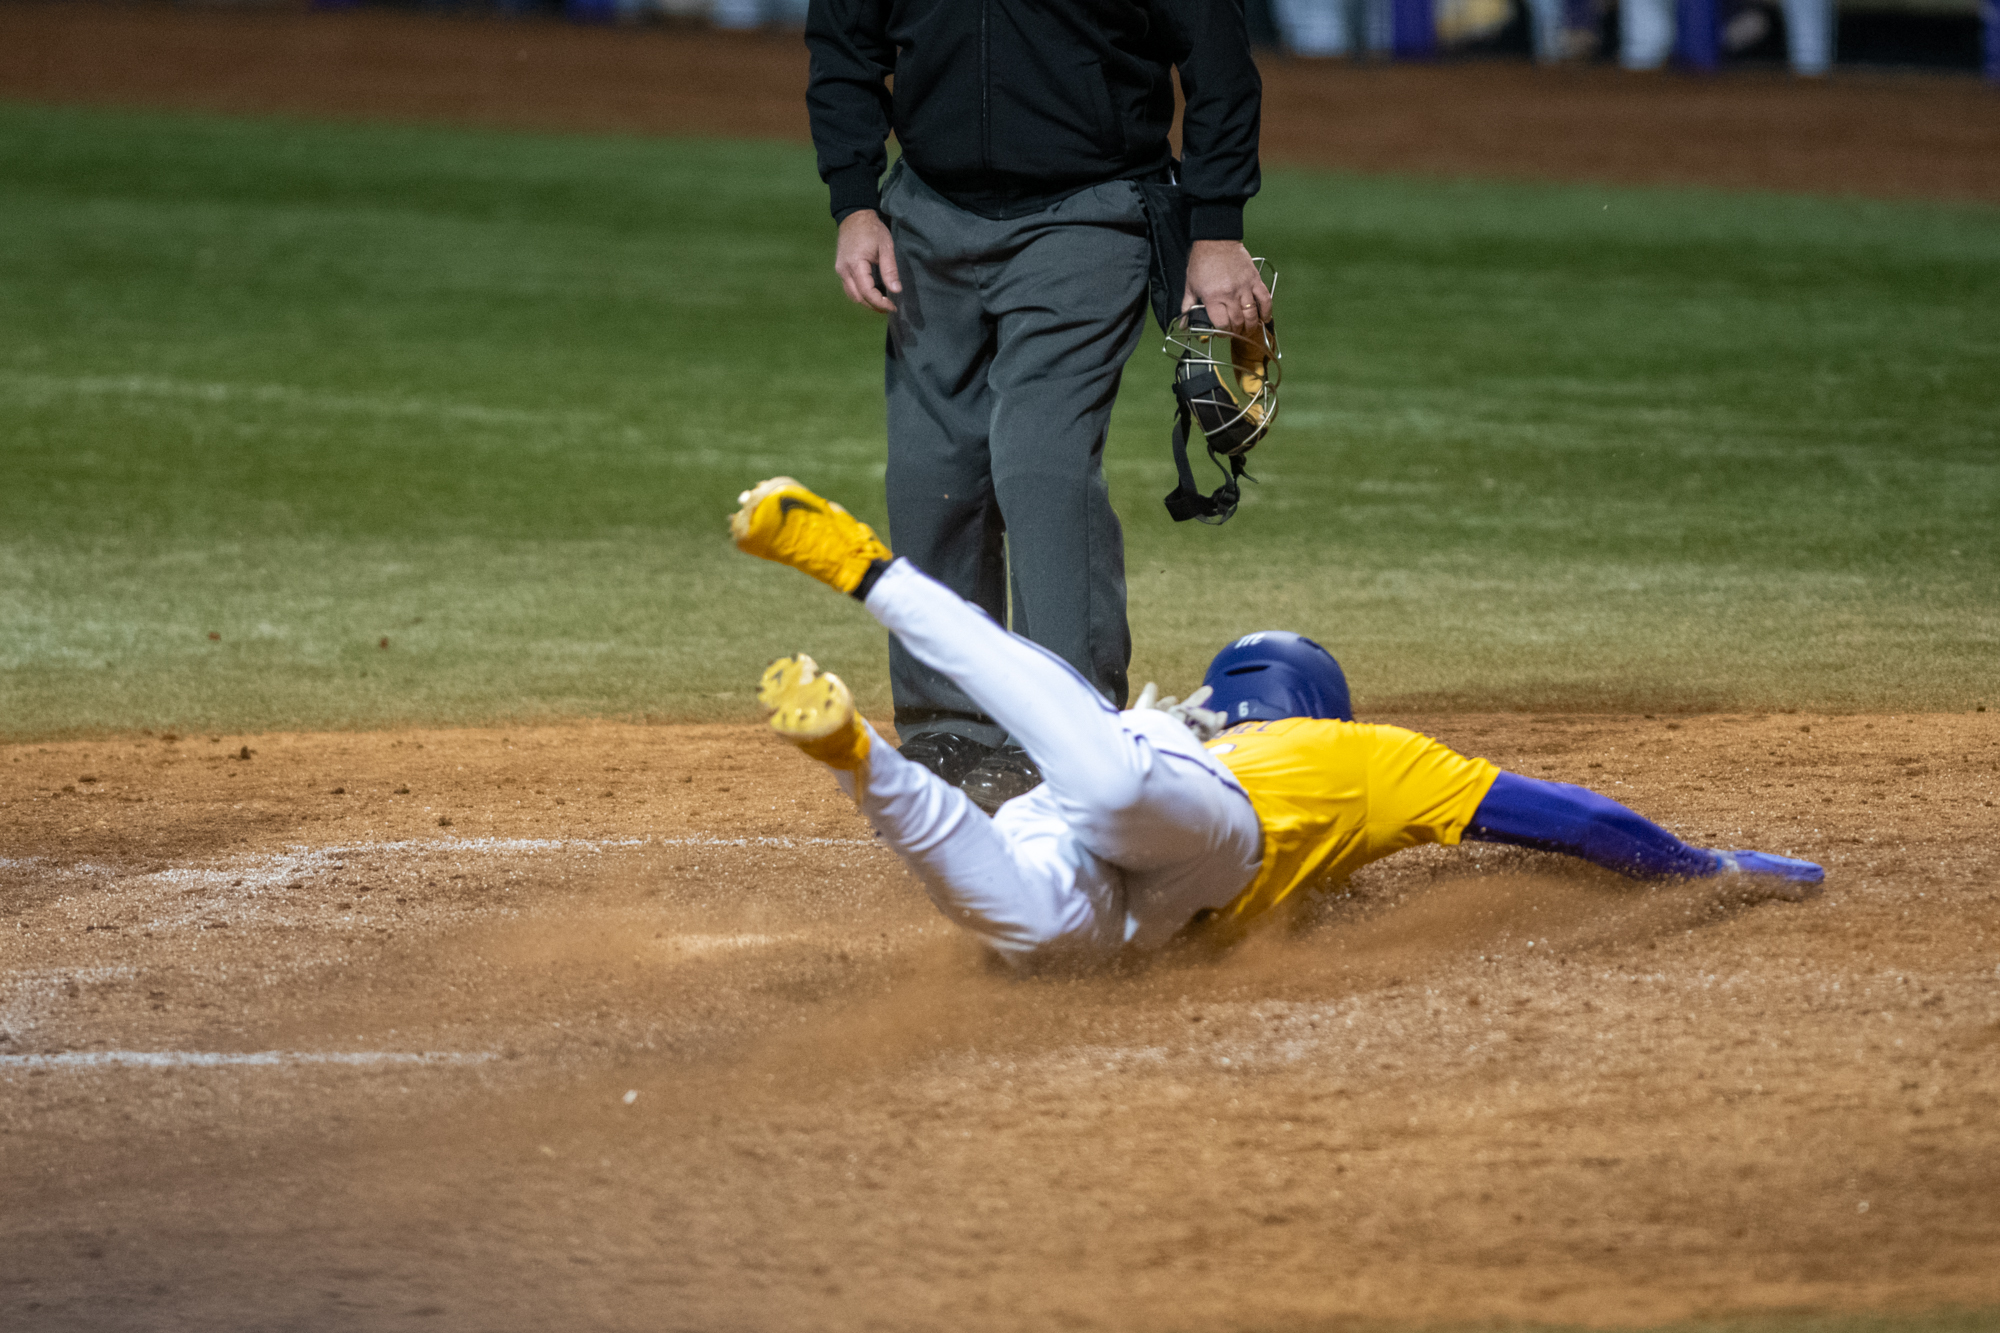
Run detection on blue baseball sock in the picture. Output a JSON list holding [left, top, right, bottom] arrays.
[[1464, 772, 1720, 879]]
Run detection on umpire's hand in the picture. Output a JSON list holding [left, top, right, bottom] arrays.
[[835, 209, 902, 313], [1184, 241, 1273, 335]]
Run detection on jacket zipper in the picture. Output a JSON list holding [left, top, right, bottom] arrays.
[[979, 0, 991, 172]]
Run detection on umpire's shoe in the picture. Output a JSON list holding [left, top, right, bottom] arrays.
[[960, 745, 1043, 815], [731, 477, 893, 597], [895, 731, 992, 787], [759, 654, 869, 770]]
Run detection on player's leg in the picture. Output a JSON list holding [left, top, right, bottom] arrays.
[[863, 560, 1261, 898], [1466, 772, 1823, 896], [878, 163, 1010, 758], [757, 655, 1128, 962], [844, 732, 1131, 961], [730, 487, 1262, 936]]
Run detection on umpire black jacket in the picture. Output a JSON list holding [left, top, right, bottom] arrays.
[[805, 0, 1261, 240]]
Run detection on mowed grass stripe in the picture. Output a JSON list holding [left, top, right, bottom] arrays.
[[1, 102, 1995, 738]]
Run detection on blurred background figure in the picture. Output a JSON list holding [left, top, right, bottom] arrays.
[[1619, 0, 1678, 65], [563, 0, 721, 23], [1621, 0, 1834, 73], [1775, 0, 1835, 73], [1521, 0, 1602, 58], [711, 0, 808, 29], [1270, 0, 1394, 56], [345, 0, 1993, 79], [1426, 0, 1599, 62]]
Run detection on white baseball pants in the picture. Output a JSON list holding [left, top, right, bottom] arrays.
[[836, 559, 1264, 966]]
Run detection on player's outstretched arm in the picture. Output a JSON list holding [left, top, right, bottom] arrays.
[[729, 477, 893, 598], [1465, 773, 1823, 898]]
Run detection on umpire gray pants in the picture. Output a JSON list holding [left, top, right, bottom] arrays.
[[878, 162, 1153, 747]]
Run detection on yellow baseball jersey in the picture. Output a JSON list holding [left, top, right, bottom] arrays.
[[1203, 719, 1501, 925]]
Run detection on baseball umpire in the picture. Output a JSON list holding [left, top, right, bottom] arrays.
[[805, 0, 1270, 812], [732, 477, 1826, 969]]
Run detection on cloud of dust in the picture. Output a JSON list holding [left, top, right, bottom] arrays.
[[309, 846, 1796, 1185], [551, 857, 1784, 1133]]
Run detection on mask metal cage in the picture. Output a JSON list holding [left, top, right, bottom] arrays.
[[1163, 258, 1281, 458], [1158, 259, 1279, 525]]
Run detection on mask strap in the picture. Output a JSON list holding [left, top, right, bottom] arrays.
[[1162, 380, 1251, 525]]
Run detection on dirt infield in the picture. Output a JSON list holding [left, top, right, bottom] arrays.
[[5, 713, 1997, 1329], [4, 1, 2000, 204]]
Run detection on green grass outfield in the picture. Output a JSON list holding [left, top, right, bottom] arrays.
[[2, 101, 1996, 740]]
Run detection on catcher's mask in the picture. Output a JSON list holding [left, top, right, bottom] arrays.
[[1162, 261, 1281, 525]]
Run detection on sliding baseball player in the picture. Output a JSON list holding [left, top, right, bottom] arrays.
[[730, 477, 1824, 968]]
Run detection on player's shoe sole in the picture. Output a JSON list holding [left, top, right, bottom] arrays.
[[730, 477, 893, 596], [759, 654, 870, 771], [1712, 849, 1825, 901]]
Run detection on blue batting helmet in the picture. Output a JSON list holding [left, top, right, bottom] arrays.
[[1201, 632, 1353, 724]]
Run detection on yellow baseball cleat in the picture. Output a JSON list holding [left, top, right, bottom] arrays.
[[758, 654, 871, 771], [729, 477, 893, 596]]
